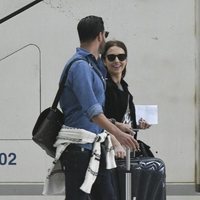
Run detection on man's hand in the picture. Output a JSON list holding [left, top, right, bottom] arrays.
[[114, 145, 126, 158], [115, 130, 139, 151], [115, 122, 135, 135], [92, 113, 139, 151], [110, 134, 126, 158]]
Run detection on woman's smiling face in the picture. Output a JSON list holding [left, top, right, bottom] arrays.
[[104, 46, 127, 76]]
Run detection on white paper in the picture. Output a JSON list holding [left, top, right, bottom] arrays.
[[135, 105, 158, 125]]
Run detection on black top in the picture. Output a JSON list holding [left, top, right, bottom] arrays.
[[104, 74, 137, 128]]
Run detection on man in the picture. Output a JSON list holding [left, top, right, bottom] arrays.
[[59, 15, 139, 200]]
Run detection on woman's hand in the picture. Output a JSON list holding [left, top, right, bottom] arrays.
[[138, 118, 151, 129]]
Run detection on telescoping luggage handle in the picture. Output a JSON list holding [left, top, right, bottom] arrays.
[[125, 146, 132, 200], [125, 129, 139, 200], [125, 129, 139, 170]]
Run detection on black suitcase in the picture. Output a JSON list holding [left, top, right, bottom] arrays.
[[112, 150, 166, 200]]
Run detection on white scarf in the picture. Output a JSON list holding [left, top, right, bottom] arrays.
[[43, 126, 116, 195]]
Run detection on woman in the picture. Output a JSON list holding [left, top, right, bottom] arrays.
[[101, 41, 154, 200], [102, 40, 151, 130]]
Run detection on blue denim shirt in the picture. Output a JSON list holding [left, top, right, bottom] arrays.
[[59, 48, 107, 149]]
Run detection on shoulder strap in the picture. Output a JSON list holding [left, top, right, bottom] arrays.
[[51, 57, 87, 109], [86, 58, 106, 89]]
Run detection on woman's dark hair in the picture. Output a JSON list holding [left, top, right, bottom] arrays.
[[102, 40, 127, 78]]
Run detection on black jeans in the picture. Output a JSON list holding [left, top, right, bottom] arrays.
[[60, 145, 117, 200]]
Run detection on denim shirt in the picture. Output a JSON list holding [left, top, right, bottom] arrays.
[[59, 48, 106, 149]]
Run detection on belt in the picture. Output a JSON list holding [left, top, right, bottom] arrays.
[[66, 144, 91, 152]]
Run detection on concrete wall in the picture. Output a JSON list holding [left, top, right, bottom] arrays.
[[0, 0, 199, 196]]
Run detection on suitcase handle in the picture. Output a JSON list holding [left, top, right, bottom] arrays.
[[125, 129, 139, 170], [125, 129, 139, 200]]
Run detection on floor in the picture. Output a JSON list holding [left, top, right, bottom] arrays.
[[0, 196, 200, 200]]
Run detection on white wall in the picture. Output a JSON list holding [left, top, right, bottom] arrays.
[[0, 0, 198, 194]]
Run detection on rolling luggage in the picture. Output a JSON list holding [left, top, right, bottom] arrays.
[[113, 148, 166, 200]]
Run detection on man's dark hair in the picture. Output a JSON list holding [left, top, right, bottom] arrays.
[[77, 15, 105, 43]]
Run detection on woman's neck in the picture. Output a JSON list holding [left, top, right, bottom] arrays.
[[110, 74, 122, 84]]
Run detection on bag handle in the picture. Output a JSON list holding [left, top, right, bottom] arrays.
[[51, 57, 87, 110]]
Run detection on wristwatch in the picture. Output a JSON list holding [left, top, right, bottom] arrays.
[[110, 118, 116, 125]]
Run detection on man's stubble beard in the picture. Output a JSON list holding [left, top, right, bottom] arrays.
[[98, 39, 106, 55]]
